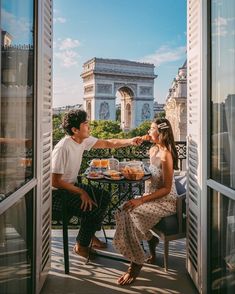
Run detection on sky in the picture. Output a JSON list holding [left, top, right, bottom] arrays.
[[53, 0, 186, 107]]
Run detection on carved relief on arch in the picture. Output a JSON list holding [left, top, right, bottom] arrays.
[[139, 86, 153, 96], [141, 103, 151, 120], [97, 83, 112, 94], [99, 101, 110, 120]]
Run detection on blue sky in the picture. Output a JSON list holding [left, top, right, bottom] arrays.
[[53, 0, 186, 107]]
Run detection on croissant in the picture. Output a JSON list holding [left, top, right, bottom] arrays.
[[142, 134, 151, 141]]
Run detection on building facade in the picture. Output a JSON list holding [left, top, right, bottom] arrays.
[[165, 61, 187, 141], [0, 1, 53, 293], [81, 58, 156, 130], [153, 101, 165, 117], [187, 0, 235, 293], [53, 103, 82, 116]]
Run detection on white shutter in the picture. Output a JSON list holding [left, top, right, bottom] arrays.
[[187, 0, 208, 292], [35, 0, 53, 292]]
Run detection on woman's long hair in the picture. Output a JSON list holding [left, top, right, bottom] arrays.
[[153, 118, 179, 170]]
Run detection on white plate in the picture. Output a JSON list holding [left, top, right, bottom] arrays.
[[103, 170, 121, 177], [87, 175, 104, 180], [104, 175, 124, 181]]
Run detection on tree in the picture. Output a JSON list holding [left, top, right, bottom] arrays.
[[128, 120, 151, 137], [89, 120, 124, 139], [52, 117, 152, 142], [154, 111, 166, 119], [53, 114, 65, 142]]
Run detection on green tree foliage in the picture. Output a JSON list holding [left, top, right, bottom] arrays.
[[128, 120, 151, 137], [53, 114, 65, 142], [154, 111, 166, 119], [89, 120, 124, 139], [52, 116, 152, 141]]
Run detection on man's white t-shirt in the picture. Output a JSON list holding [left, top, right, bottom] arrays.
[[52, 135, 98, 184]]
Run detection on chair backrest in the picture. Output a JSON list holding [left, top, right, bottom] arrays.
[[174, 175, 187, 233]]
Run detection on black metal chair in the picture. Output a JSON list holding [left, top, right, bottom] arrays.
[[150, 174, 187, 271], [52, 189, 70, 274], [51, 187, 107, 274]]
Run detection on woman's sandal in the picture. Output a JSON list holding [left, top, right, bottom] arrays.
[[146, 235, 159, 264], [117, 262, 142, 285]]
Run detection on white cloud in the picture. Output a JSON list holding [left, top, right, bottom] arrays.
[[54, 17, 67, 24], [54, 50, 79, 68], [58, 38, 81, 50], [54, 38, 81, 68], [139, 46, 186, 66]]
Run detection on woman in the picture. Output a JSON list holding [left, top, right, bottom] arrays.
[[113, 118, 178, 285]]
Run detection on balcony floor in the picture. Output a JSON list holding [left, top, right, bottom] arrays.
[[41, 230, 198, 294]]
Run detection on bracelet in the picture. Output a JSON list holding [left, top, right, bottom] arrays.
[[141, 197, 144, 204]]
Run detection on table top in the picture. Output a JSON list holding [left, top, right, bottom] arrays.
[[85, 170, 151, 184]]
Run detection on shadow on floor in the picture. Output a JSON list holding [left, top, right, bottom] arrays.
[[41, 230, 198, 294]]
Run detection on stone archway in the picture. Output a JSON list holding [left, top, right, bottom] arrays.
[[117, 86, 133, 130], [81, 58, 157, 129]]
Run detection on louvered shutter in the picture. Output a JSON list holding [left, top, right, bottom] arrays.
[[35, 0, 53, 292], [187, 0, 208, 292]]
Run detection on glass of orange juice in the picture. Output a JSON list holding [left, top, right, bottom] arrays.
[[91, 159, 101, 168], [101, 159, 109, 169]]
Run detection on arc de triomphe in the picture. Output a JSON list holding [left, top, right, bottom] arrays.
[[80, 58, 157, 130]]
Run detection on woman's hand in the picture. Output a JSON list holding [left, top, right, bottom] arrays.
[[123, 198, 143, 211]]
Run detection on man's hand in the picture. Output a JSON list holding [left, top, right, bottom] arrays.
[[79, 189, 97, 211], [131, 137, 143, 146]]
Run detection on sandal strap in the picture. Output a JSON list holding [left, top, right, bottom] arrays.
[[127, 263, 142, 277]]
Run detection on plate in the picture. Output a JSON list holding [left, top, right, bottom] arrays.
[[104, 175, 124, 181], [87, 175, 104, 180], [103, 170, 121, 177]]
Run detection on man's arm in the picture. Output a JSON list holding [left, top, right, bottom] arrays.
[[92, 137, 142, 149], [52, 173, 84, 194]]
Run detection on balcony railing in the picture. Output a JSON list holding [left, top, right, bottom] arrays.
[[79, 141, 187, 173], [52, 141, 187, 227]]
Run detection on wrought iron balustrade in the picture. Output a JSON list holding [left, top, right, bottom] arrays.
[[79, 141, 187, 174]]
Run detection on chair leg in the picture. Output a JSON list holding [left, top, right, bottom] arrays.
[[102, 226, 108, 243], [62, 193, 69, 274], [164, 240, 169, 272]]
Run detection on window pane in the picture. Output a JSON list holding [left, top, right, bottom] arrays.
[[0, 0, 34, 200], [211, 0, 235, 189], [0, 191, 34, 293], [210, 190, 235, 293]]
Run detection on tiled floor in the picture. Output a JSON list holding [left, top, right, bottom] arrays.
[[41, 230, 198, 294]]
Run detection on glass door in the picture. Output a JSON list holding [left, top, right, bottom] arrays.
[[209, 0, 235, 292]]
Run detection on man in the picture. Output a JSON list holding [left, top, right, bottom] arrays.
[[52, 109, 141, 259]]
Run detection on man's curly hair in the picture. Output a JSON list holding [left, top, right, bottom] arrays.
[[62, 109, 87, 135]]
